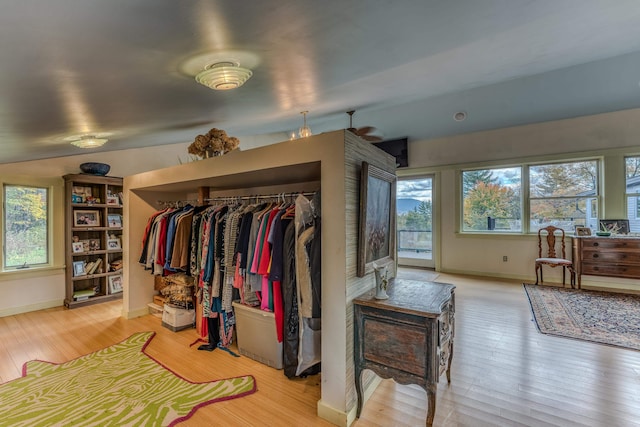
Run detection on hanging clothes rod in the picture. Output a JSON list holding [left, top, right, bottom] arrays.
[[205, 191, 316, 202], [156, 191, 317, 206]]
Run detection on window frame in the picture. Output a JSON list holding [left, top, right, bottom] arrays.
[[1, 179, 57, 273], [460, 157, 601, 235]]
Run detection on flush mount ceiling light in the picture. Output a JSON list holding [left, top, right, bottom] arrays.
[[298, 111, 312, 138], [179, 50, 259, 91], [453, 111, 467, 122], [65, 133, 110, 149], [195, 61, 253, 90]]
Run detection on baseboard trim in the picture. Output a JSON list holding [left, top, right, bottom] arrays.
[[317, 375, 383, 427], [439, 268, 531, 282], [122, 306, 149, 319], [317, 399, 348, 427], [0, 299, 63, 317]]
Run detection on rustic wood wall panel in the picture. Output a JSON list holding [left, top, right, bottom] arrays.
[[343, 130, 397, 412]]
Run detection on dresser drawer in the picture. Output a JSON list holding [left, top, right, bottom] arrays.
[[582, 263, 640, 278], [581, 238, 640, 250], [581, 249, 640, 265]]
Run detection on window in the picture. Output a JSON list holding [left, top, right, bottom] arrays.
[[3, 184, 49, 269], [529, 160, 598, 231], [462, 167, 521, 232], [461, 159, 599, 234], [625, 156, 640, 230]]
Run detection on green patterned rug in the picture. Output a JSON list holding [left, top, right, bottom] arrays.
[[0, 331, 256, 426], [524, 284, 640, 351]]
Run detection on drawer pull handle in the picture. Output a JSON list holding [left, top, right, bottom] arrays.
[[593, 242, 599, 247], [593, 254, 599, 258]]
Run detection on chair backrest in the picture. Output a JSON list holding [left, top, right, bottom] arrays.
[[537, 225, 567, 259]]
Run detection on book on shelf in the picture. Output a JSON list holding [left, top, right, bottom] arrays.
[[73, 289, 95, 300], [85, 258, 102, 275]]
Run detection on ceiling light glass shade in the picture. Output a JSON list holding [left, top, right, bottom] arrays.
[[70, 135, 108, 148], [298, 111, 312, 138], [195, 62, 253, 90]]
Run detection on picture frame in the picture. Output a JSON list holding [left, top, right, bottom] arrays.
[[72, 242, 84, 253], [106, 195, 119, 205], [575, 226, 592, 236], [72, 260, 86, 277], [599, 219, 630, 235], [74, 210, 100, 227], [72, 186, 92, 203], [89, 239, 101, 251], [80, 240, 91, 252], [107, 238, 121, 250], [108, 275, 123, 294], [107, 214, 122, 228], [357, 162, 397, 277]]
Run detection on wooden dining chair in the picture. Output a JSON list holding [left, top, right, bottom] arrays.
[[535, 225, 576, 288]]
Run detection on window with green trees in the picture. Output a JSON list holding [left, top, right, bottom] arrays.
[[3, 184, 49, 268], [529, 160, 597, 231], [462, 160, 599, 233], [462, 167, 521, 232]]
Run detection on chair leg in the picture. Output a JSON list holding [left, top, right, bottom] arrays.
[[562, 267, 566, 287], [537, 265, 544, 284], [535, 264, 540, 285]]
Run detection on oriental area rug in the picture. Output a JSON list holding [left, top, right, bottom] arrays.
[[523, 284, 640, 351], [0, 331, 256, 427]]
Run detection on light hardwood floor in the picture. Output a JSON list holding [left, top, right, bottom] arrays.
[[1, 271, 639, 426]]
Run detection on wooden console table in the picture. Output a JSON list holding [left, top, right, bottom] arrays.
[[572, 236, 640, 288], [353, 279, 455, 427]]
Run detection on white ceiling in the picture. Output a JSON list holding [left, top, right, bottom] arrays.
[[1, 0, 640, 164]]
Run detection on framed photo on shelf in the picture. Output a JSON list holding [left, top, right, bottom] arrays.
[[106, 195, 119, 205], [108, 275, 123, 294], [575, 226, 592, 236], [357, 162, 397, 277], [72, 186, 92, 203], [107, 214, 122, 228], [89, 239, 101, 251], [107, 238, 121, 250], [72, 260, 86, 277], [80, 240, 91, 252], [72, 242, 84, 253], [74, 210, 100, 227]]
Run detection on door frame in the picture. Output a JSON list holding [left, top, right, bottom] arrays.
[[396, 173, 437, 269]]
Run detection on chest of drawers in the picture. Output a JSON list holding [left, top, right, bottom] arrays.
[[572, 236, 640, 287], [353, 279, 455, 427]]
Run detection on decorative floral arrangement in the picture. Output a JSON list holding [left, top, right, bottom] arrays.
[[187, 128, 240, 158]]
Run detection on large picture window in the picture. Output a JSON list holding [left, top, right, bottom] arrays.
[[3, 184, 49, 269], [462, 159, 599, 234], [462, 167, 521, 232]]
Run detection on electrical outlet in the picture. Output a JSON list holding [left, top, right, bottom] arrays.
[[503, 256, 508, 262]]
